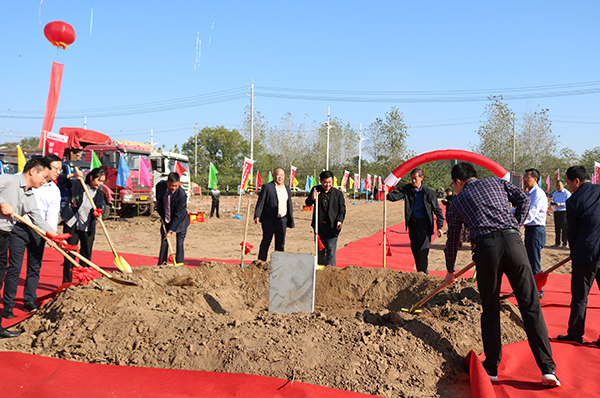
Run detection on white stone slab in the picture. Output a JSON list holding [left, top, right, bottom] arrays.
[[268, 252, 316, 314]]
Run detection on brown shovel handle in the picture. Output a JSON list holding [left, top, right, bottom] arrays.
[[409, 261, 476, 313]]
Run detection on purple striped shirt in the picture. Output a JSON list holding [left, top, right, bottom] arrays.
[[444, 177, 530, 272]]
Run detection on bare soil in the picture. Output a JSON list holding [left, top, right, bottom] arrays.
[[1, 195, 568, 397]]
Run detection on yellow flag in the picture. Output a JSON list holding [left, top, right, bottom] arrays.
[[293, 176, 299, 187], [244, 173, 252, 190], [349, 177, 354, 189], [17, 146, 26, 172]]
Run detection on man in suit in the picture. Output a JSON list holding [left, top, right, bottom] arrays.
[[385, 168, 444, 274], [557, 166, 600, 345], [156, 172, 190, 265], [254, 168, 294, 261], [305, 170, 346, 267]]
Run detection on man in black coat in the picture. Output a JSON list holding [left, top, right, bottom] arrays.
[[385, 168, 444, 273], [305, 170, 346, 267], [156, 172, 190, 265], [557, 166, 600, 345], [254, 168, 294, 261]]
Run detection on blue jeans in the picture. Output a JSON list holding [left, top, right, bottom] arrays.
[[524, 226, 546, 290]]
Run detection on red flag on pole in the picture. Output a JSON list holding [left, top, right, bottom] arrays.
[[256, 171, 263, 191], [289, 166, 297, 188], [174, 161, 187, 177], [240, 158, 254, 190], [341, 170, 350, 192], [555, 169, 560, 181], [40, 62, 64, 151], [354, 173, 359, 192], [44, 132, 68, 159]]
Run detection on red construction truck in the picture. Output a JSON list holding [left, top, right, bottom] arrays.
[[59, 128, 154, 217]]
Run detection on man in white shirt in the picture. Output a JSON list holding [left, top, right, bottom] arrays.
[[3, 155, 62, 317], [522, 168, 548, 296], [551, 180, 571, 247]]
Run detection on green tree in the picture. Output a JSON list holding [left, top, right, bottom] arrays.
[[580, 146, 600, 177], [518, 107, 556, 170], [473, 96, 516, 173], [365, 106, 409, 167]]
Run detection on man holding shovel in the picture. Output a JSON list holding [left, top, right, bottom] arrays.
[[156, 172, 189, 265], [443, 162, 560, 387], [0, 158, 56, 337]]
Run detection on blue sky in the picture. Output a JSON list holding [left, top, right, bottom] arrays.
[[1, 1, 599, 159]]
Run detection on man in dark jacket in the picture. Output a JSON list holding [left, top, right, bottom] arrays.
[[557, 166, 600, 345], [254, 168, 294, 261], [386, 168, 444, 273], [156, 172, 190, 265], [305, 170, 346, 267]]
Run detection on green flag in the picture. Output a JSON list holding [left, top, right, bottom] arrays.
[[267, 171, 273, 183], [310, 175, 318, 189], [208, 162, 218, 189], [90, 150, 102, 169]]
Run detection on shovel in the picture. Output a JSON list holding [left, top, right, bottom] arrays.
[[401, 261, 476, 314], [74, 167, 131, 273], [13, 214, 136, 286], [500, 257, 571, 300], [161, 219, 182, 266]]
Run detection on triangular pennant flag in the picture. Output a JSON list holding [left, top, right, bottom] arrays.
[[267, 171, 273, 183], [17, 145, 26, 172], [293, 176, 299, 188], [305, 176, 312, 192], [317, 234, 325, 251], [90, 150, 102, 169], [174, 161, 186, 177], [349, 177, 354, 189], [256, 171, 263, 191], [116, 155, 131, 188], [208, 162, 218, 189]]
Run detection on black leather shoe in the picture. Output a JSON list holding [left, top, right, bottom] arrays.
[[0, 327, 21, 338], [24, 301, 39, 313], [556, 334, 583, 344], [2, 306, 14, 319]]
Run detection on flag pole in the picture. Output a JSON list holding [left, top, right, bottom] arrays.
[[383, 187, 387, 268], [314, 191, 319, 269]]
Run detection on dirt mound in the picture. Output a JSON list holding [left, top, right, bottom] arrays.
[[3, 263, 528, 398]]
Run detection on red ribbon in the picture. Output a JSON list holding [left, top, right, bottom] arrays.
[[71, 267, 97, 285], [316, 234, 325, 251], [46, 232, 72, 241], [94, 208, 104, 218], [239, 242, 254, 255], [384, 234, 392, 257]]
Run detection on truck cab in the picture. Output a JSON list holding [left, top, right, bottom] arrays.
[[83, 143, 154, 217], [150, 151, 192, 201]]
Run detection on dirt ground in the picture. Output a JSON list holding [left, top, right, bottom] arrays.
[[1, 194, 570, 398]]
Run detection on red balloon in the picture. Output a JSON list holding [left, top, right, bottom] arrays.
[[44, 21, 76, 49]]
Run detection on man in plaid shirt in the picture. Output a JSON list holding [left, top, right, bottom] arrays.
[[443, 162, 559, 387]]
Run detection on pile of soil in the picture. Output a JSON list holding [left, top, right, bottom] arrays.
[[3, 262, 528, 398]]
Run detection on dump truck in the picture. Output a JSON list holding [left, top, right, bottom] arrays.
[[150, 151, 192, 202]]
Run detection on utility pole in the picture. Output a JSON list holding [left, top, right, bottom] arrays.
[[326, 106, 332, 170], [194, 123, 198, 179], [248, 79, 255, 176], [511, 113, 516, 184]]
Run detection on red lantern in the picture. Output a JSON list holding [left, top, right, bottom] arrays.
[[44, 21, 76, 49]]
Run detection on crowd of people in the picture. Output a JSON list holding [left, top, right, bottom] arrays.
[[2, 156, 600, 390]]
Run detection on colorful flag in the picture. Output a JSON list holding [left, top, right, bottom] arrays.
[[256, 171, 263, 191], [595, 162, 600, 184], [354, 173, 359, 192], [44, 132, 68, 159], [208, 162, 218, 189], [289, 166, 297, 188], [0, 160, 3, 175], [349, 177, 354, 190], [555, 169, 560, 181], [17, 146, 26, 172], [244, 172, 252, 190], [310, 175, 318, 189], [39, 62, 64, 150], [546, 175, 551, 192], [305, 175, 312, 192], [366, 174, 372, 191], [240, 158, 254, 191], [341, 170, 350, 192], [293, 176, 299, 189], [116, 155, 131, 188], [360, 179, 365, 192], [267, 171, 273, 183], [174, 161, 187, 177], [90, 150, 102, 169], [333, 176, 338, 188], [138, 156, 152, 187]]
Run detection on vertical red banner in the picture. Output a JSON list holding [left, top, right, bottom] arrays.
[[240, 158, 254, 190], [289, 166, 297, 188], [40, 62, 64, 150]]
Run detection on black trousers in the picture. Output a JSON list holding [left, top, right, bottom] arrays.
[[4, 223, 45, 307], [567, 261, 600, 338], [474, 229, 555, 375], [554, 211, 568, 246], [210, 201, 220, 218], [158, 226, 187, 265], [62, 223, 95, 283], [408, 218, 431, 273], [258, 217, 288, 261], [317, 222, 339, 267]]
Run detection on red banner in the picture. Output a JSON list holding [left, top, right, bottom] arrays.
[[289, 166, 297, 188], [366, 174, 372, 191], [595, 162, 600, 184], [44, 132, 69, 159], [341, 170, 349, 192], [354, 173, 359, 192], [40, 62, 64, 150], [240, 158, 254, 191]]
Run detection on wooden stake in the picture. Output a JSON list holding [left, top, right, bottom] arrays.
[[241, 199, 252, 267], [383, 190, 387, 268]]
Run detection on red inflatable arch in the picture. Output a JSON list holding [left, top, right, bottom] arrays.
[[383, 149, 509, 187]]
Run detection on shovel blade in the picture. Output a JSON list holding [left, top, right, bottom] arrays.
[[114, 256, 132, 273]]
